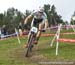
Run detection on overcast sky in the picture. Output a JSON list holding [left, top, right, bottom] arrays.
[[0, 0, 75, 22]]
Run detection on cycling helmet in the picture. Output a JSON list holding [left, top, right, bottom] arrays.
[[38, 7, 44, 13]]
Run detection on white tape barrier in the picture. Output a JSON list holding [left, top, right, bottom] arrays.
[[56, 24, 62, 55], [0, 33, 17, 39], [15, 28, 21, 44], [49, 25, 75, 30], [0, 28, 21, 44], [50, 24, 75, 56]]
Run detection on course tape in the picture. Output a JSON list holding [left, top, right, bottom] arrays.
[[58, 38, 75, 43], [41, 32, 75, 37]]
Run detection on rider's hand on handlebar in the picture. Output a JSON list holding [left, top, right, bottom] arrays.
[[41, 29, 46, 32]]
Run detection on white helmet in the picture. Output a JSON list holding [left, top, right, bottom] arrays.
[[38, 7, 44, 12]]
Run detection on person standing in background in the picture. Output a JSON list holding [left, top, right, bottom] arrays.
[[2, 25, 7, 35], [18, 22, 23, 36], [0, 27, 2, 39]]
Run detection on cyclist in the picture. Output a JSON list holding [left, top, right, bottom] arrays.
[[24, 7, 48, 47]]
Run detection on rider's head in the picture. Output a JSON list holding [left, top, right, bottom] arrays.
[[38, 7, 44, 13]]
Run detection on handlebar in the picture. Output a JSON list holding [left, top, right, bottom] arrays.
[[24, 24, 47, 32], [39, 29, 46, 32]]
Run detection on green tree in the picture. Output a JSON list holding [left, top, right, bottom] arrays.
[[44, 4, 63, 26], [44, 4, 51, 26], [2, 7, 25, 33], [0, 4, 64, 33], [0, 13, 4, 26], [71, 11, 75, 25], [24, 10, 32, 29], [50, 5, 63, 25]]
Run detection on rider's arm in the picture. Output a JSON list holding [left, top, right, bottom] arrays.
[[44, 19, 49, 30], [24, 15, 33, 24], [24, 11, 35, 24], [43, 13, 49, 30]]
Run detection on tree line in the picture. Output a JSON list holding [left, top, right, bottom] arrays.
[[0, 4, 74, 34]]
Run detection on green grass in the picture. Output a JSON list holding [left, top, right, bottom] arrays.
[[0, 29, 75, 65]]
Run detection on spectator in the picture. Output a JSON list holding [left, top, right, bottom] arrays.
[[18, 22, 23, 36], [0, 27, 1, 39], [2, 25, 7, 35]]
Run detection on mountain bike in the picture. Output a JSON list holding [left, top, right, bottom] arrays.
[[25, 26, 38, 57], [25, 26, 45, 57]]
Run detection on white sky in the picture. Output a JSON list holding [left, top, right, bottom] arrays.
[[0, 0, 75, 22]]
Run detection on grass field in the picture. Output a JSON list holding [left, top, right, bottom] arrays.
[[0, 29, 75, 65]]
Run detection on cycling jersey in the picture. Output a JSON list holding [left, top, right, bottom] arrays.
[[31, 11, 47, 27]]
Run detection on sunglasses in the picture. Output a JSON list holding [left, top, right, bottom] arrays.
[[39, 12, 43, 13]]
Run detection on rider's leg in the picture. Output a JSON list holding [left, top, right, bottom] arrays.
[[34, 23, 44, 44]]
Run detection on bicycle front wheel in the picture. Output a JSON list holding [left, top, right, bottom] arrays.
[[25, 34, 34, 57]]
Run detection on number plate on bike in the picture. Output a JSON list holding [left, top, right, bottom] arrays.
[[31, 27, 38, 33]]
